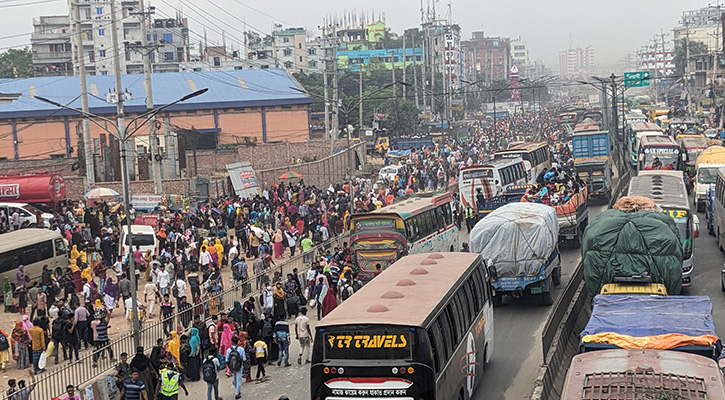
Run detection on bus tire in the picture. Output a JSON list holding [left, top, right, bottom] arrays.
[[458, 389, 465, 400], [552, 267, 561, 286], [720, 230, 724, 252], [492, 292, 503, 307]]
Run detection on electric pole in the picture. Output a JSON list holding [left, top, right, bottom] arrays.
[[412, 33, 420, 109], [391, 50, 397, 97], [111, 0, 141, 347], [137, 0, 162, 193], [649, 38, 660, 103], [402, 32, 407, 100], [359, 67, 363, 130], [73, 1, 94, 189]]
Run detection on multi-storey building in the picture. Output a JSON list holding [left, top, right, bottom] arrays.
[[637, 46, 676, 77], [558, 46, 595, 76], [511, 39, 529, 76], [461, 32, 511, 82], [31, 2, 189, 76]]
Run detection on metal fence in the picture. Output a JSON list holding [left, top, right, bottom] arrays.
[[5, 232, 349, 400]]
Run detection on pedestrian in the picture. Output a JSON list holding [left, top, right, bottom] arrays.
[[202, 348, 220, 400], [28, 322, 44, 374], [121, 369, 148, 400], [91, 316, 113, 367], [159, 294, 175, 336], [113, 352, 130, 391], [0, 328, 10, 372], [119, 274, 132, 311], [144, 279, 159, 318], [253, 335, 268, 382], [272, 281, 286, 321], [273, 318, 290, 367], [157, 362, 188, 400], [11, 321, 30, 370], [225, 336, 246, 400], [295, 307, 312, 365], [187, 328, 202, 381], [60, 385, 81, 400]]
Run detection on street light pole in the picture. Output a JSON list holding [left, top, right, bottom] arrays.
[[35, 88, 207, 349]]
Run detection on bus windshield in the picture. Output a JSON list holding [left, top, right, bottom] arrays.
[[641, 147, 680, 170], [698, 167, 719, 184], [322, 326, 415, 360]]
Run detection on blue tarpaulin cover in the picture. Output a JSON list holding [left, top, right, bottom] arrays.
[[581, 295, 717, 338]]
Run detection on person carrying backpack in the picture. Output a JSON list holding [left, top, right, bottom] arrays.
[[202, 347, 220, 400], [340, 280, 354, 302], [51, 315, 68, 365], [225, 336, 246, 399], [261, 314, 275, 364]]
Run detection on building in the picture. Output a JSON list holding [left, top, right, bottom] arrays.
[[511, 39, 529, 76], [558, 46, 595, 76], [673, 5, 723, 53], [637, 45, 675, 77], [461, 32, 511, 82], [30, 15, 73, 76], [0, 69, 312, 166], [246, 27, 309, 73], [31, 2, 190, 77], [336, 45, 423, 71]]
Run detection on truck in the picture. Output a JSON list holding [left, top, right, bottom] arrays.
[[470, 202, 561, 306], [582, 199, 684, 296], [561, 349, 725, 400], [694, 145, 725, 212], [0, 173, 66, 204], [373, 135, 435, 155], [579, 295, 721, 361], [520, 186, 589, 248], [572, 127, 613, 203]]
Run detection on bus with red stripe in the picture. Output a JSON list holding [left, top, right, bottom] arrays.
[[349, 192, 458, 281], [459, 158, 531, 215], [311, 252, 494, 400]]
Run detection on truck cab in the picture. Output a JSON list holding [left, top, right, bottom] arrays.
[[572, 129, 613, 203]]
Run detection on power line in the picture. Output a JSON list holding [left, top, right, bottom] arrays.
[[0, 0, 60, 8]]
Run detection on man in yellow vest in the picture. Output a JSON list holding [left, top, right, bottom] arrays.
[[156, 362, 189, 400], [465, 206, 476, 233]]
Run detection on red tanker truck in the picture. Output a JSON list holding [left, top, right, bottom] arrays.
[[0, 174, 66, 204]]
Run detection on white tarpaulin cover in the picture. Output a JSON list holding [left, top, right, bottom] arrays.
[[470, 202, 559, 276]]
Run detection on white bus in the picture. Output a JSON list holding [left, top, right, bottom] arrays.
[[0, 228, 69, 285], [458, 158, 529, 210], [493, 141, 551, 183], [628, 121, 663, 166]]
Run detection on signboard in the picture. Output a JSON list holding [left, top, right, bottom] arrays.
[[324, 331, 411, 360], [131, 195, 163, 211], [226, 162, 261, 200], [624, 71, 650, 87], [140, 214, 159, 229], [353, 219, 396, 231]]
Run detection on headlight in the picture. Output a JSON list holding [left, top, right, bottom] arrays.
[[683, 266, 693, 273]]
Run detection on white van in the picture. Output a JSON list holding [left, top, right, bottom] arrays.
[[119, 224, 158, 260], [378, 164, 404, 182], [0, 202, 54, 230]]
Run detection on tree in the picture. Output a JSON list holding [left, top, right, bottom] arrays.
[[380, 99, 419, 134], [292, 72, 325, 112], [245, 31, 261, 50], [674, 39, 708, 76], [0, 48, 33, 78]]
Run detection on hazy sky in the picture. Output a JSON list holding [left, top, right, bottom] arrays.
[[2, 0, 714, 67]]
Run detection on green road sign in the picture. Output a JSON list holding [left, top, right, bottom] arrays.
[[624, 71, 650, 87]]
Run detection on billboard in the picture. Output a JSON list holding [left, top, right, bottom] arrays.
[[226, 162, 261, 199]]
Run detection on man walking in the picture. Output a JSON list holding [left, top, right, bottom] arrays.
[[274, 318, 291, 367], [202, 347, 220, 400], [225, 336, 246, 399], [121, 369, 148, 400], [295, 307, 313, 365]]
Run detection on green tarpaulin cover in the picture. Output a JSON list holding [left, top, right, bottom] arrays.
[[582, 209, 683, 295]]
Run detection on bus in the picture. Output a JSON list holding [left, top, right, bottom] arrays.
[[677, 135, 708, 174], [628, 170, 697, 286], [668, 118, 697, 137], [628, 121, 663, 165], [637, 135, 683, 172], [493, 142, 551, 184], [458, 158, 530, 212], [349, 192, 458, 280], [712, 168, 725, 253], [311, 252, 494, 400], [0, 228, 69, 286]]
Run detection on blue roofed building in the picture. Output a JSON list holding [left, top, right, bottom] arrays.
[[0, 68, 312, 164]]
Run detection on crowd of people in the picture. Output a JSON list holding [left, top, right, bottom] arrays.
[[2, 107, 566, 399]]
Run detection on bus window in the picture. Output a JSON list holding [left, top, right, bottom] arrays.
[[407, 217, 419, 242], [466, 277, 480, 312], [434, 207, 444, 231], [437, 313, 452, 360], [442, 204, 452, 226], [454, 291, 471, 329], [444, 305, 460, 344], [54, 238, 67, 255], [421, 212, 434, 236], [428, 320, 444, 372], [473, 265, 489, 304]]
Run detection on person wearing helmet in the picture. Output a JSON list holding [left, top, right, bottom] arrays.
[[461, 242, 470, 252]]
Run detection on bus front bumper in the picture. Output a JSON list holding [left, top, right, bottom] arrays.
[[682, 256, 694, 287]]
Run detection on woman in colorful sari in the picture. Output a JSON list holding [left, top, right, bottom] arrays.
[[104, 277, 119, 317]]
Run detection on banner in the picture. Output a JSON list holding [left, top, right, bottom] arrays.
[[226, 162, 261, 199], [131, 195, 163, 211]]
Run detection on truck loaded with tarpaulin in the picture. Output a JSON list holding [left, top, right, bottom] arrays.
[[470, 202, 561, 306], [580, 295, 722, 361], [0, 174, 65, 204], [582, 201, 683, 296]]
